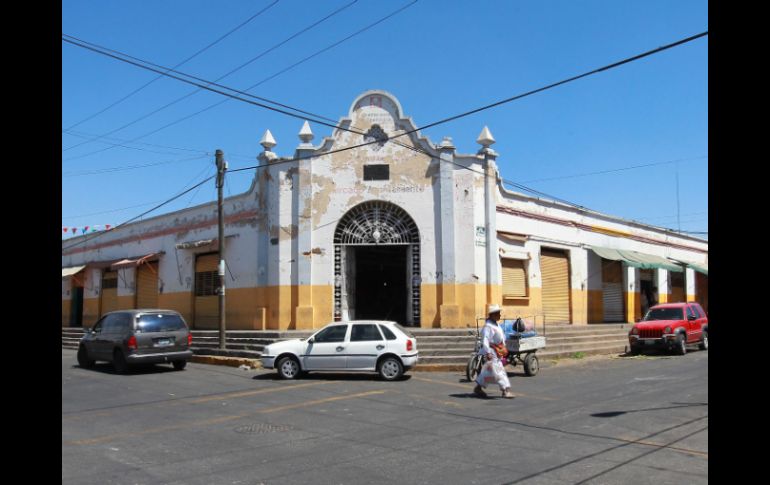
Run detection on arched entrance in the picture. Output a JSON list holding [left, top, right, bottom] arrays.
[[334, 201, 420, 326]]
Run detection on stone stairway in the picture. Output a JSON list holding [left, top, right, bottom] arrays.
[[63, 324, 632, 370]]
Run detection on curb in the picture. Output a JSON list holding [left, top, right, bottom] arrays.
[[191, 355, 263, 369]]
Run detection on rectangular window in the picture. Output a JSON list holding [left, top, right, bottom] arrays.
[[102, 271, 118, 289], [351, 324, 383, 342], [502, 258, 528, 299], [363, 164, 389, 181], [137, 313, 187, 333]]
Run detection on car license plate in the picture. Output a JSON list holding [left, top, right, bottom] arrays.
[[154, 338, 173, 347], [645, 340, 654, 346]]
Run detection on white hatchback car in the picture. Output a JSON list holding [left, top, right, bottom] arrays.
[[260, 321, 419, 381]]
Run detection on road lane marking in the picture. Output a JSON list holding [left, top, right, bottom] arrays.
[[66, 389, 387, 446], [257, 390, 387, 413], [190, 381, 329, 403]]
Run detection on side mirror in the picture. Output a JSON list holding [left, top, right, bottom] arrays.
[[688, 315, 697, 321], [307, 337, 314, 344]]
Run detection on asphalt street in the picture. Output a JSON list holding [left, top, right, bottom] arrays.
[[62, 348, 708, 485]]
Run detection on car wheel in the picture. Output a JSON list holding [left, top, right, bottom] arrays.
[[675, 334, 687, 356], [524, 354, 539, 376], [77, 345, 95, 368], [172, 360, 187, 371], [698, 330, 708, 351], [378, 356, 403, 381], [629, 345, 641, 356], [466, 355, 482, 382], [113, 349, 128, 374], [276, 356, 301, 380]]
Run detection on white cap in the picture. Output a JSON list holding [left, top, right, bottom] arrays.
[[487, 304, 501, 315]]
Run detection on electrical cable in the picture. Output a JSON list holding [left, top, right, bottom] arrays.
[[63, 0, 281, 137], [61, 0, 418, 162], [62, 28, 707, 249], [62, 173, 216, 251]]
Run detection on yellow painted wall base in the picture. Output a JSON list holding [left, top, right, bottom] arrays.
[[570, 289, 588, 325], [83, 298, 100, 327], [587, 290, 603, 323], [62, 301, 71, 327], [624, 291, 640, 323]]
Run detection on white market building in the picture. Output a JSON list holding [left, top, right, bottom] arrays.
[[62, 90, 708, 330]]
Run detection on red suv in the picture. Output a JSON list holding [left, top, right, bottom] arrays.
[[628, 302, 708, 355]]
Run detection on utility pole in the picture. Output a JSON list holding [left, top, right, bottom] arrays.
[[216, 149, 227, 350]]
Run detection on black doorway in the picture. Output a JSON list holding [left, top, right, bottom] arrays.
[[353, 245, 407, 324], [70, 286, 84, 327]]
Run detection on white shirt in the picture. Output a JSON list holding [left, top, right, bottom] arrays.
[[478, 319, 506, 357]]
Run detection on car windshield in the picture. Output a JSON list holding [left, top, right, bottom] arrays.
[[643, 308, 684, 321], [136, 313, 187, 333]]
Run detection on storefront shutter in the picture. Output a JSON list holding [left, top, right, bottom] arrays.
[[602, 260, 624, 322], [502, 259, 527, 298], [194, 253, 219, 328], [540, 249, 571, 324], [136, 262, 159, 309]]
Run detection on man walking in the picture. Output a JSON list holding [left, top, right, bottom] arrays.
[[473, 304, 514, 399]]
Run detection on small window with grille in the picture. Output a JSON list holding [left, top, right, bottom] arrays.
[[195, 271, 217, 296], [363, 164, 389, 181]]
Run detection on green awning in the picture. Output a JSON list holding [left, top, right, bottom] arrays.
[[589, 246, 683, 272], [673, 260, 708, 275]]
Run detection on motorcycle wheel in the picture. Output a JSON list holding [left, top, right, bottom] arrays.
[[466, 355, 482, 382]]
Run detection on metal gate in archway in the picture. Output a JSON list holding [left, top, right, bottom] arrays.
[[333, 201, 420, 326]]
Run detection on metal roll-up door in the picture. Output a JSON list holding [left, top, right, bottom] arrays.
[[540, 249, 571, 324], [100, 270, 119, 316], [502, 258, 527, 299], [136, 262, 159, 309], [194, 253, 219, 328], [602, 260, 624, 322]]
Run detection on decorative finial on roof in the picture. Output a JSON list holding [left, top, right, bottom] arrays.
[[298, 121, 314, 144], [260, 129, 277, 151], [476, 126, 496, 148], [439, 136, 455, 150]]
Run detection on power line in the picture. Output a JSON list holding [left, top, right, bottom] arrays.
[[63, 0, 281, 136], [62, 154, 208, 177], [62, 28, 707, 249], [520, 155, 707, 183], [62, 172, 217, 251], [61, 0, 418, 162], [60, 0, 358, 158], [63, 128, 255, 161]]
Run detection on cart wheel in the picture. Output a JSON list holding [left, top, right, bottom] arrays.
[[524, 353, 539, 376], [466, 355, 482, 382]]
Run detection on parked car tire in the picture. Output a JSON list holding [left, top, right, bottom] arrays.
[[629, 345, 641, 356], [378, 356, 404, 381], [675, 333, 687, 356], [113, 349, 129, 374], [172, 360, 187, 371], [524, 353, 539, 376], [698, 330, 708, 351], [276, 356, 301, 380], [77, 345, 95, 369], [466, 354, 482, 382]]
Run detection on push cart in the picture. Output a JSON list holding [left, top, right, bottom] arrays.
[[466, 317, 547, 381]]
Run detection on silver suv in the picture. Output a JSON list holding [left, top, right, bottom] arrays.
[[77, 310, 193, 373]]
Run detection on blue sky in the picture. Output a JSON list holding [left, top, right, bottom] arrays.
[[62, 0, 708, 239]]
